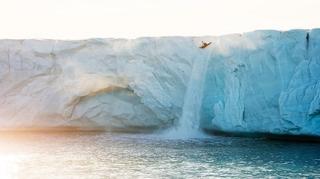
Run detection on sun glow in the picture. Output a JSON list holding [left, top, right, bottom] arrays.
[[0, 0, 319, 39]]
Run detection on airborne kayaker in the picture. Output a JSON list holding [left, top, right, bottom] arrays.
[[199, 41, 212, 49]]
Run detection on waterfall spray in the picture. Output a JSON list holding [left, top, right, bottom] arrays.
[[178, 49, 211, 135], [163, 48, 211, 138]]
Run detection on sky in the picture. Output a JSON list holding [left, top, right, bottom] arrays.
[[0, 0, 319, 39]]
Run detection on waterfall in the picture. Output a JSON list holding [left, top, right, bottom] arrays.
[[177, 50, 211, 135], [163, 49, 211, 138]]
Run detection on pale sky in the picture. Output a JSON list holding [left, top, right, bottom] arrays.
[[0, 0, 319, 39]]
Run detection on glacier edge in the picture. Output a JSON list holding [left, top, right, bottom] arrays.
[[0, 29, 319, 137]]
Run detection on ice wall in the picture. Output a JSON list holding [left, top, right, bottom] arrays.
[[0, 37, 195, 131], [202, 29, 320, 136], [0, 29, 319, 137]]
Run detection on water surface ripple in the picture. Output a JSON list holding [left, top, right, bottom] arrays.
[[0, 132, 319, 178]]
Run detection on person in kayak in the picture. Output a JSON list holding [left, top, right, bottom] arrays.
[[199, 41, 212, 48]]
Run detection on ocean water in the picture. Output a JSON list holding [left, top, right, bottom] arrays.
[[0, 132, 319, 178]]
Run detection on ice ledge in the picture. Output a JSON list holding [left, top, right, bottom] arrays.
[[0, 29, 319, 139]]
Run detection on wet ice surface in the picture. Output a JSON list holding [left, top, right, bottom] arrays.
[[0, 132, 319, 178]]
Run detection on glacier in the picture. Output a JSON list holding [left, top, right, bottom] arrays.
[[0, 29, 319, 137]]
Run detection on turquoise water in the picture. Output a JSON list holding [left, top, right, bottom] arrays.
[[0, 132, 319, 178]]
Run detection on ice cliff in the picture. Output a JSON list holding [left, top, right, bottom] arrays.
[[0, 29, 319, 137]]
